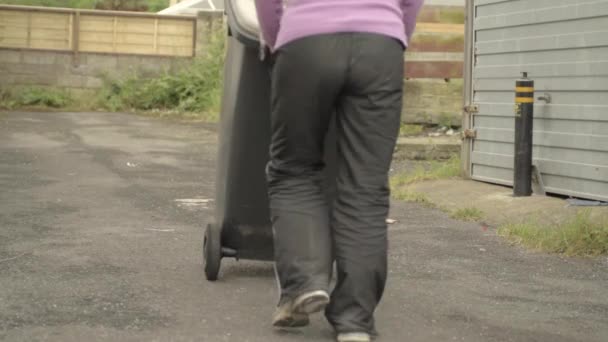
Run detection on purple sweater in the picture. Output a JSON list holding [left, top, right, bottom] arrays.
[[254, 0, 424, 50]]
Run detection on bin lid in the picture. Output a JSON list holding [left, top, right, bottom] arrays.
[[226, 0, 261, 46]]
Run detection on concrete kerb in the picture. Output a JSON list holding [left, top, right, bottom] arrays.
[[406, 179, 608, 229], [394, 135, 461, 160]]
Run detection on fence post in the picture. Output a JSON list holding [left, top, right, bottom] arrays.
[[72, 10, 81, 66], [154, 18, 159, 54], [192, 16, 201, 57], [513, 72, 535, 197], [68, 12, 73, 50], [26, 12, 32, 48], [112, 16, 118, 52]]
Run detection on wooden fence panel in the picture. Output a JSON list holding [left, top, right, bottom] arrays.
[[157, 18, 194, 56], [78, 14, 193, 56], [0, 5, 195, 57], [0, 10, 28, 49], [0, 8, 72, 50], [406, 5, 465, 79]]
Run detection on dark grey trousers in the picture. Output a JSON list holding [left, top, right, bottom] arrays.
[[267, 33, 404, 334]]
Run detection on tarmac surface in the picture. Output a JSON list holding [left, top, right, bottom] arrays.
[[1, 111, 607, 342]]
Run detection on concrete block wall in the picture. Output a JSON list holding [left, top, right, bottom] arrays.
[[0, 11, 221, 91], [0, 49, 190, 90], [402, 79, 463, 126]]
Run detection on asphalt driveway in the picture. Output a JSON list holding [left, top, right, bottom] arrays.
[[1, 111, 607, 342]]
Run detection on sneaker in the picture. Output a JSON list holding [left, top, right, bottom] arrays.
[[272, 300, 310, 328], [292, 290, 330, 315], [336, 332, 372, 342]]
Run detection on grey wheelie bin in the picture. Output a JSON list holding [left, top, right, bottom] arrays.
[[204, 0, 335, 281], [203, 0, 272, 281]]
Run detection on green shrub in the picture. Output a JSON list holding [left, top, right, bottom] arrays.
[[97, 27, 225, 120], [0, 88, 17, 109], [4, 0, 97, 9], [147, 0, 169, 12], [3, 0, 169, 12], [0, 87, 71, 109], [19, 87, 71, 108]]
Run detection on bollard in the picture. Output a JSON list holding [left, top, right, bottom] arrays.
[[513, 72, 534, 197]]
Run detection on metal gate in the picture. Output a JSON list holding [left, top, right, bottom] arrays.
[[462, 0, 608, 201]]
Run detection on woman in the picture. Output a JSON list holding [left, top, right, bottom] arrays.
[[254, 1, 424, 341]]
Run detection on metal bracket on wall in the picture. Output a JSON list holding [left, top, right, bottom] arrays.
[[462, 129, 477, 140], [464, 105, 479, 115], [538, 93, 552, 104]]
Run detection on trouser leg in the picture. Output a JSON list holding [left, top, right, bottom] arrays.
[[325, 33, 404, 334], [267, 35, 348, 303]]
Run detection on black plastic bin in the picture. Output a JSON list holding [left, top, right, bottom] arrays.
[[204, 0, 335, 281], [203, 0, 273, 281]]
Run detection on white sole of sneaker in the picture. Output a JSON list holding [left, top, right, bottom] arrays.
[[336, 332, 372, 342], [293, 290, 330, 315]]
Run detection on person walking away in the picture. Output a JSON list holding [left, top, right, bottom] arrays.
[[254, 1, 424, 341]]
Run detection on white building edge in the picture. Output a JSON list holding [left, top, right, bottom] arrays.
[[159, 0, 224, 15]]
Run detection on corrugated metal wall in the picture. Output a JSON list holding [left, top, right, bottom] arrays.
[[466, 0, 608, 201]]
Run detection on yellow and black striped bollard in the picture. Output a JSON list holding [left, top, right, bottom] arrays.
[[514, 72, 534, 197]]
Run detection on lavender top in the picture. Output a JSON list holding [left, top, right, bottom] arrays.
[[254, 0, 425, 50]]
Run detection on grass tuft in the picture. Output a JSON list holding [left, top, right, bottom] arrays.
[[391, 155, 461, 187], [498, 210, 608, 257], [390, 155, 461, 207], [451, 207, 484, 222], [391, 189, 435, 207], [399, 124, 424, 136]]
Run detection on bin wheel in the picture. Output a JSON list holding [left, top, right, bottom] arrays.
[[203, 223, 222, 281]]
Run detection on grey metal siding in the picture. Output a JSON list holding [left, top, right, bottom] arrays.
[[467, 0, 608, 201]]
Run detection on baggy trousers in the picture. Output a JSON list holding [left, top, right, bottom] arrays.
[[266, 33, 404, 334]]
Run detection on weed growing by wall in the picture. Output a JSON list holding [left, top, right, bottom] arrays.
[[97, 27, 225, 120]]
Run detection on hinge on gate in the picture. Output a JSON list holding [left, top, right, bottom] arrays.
[[462, 129, 477, 139], [463, 105, 479, 115], [473, 48, 478, 65]]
